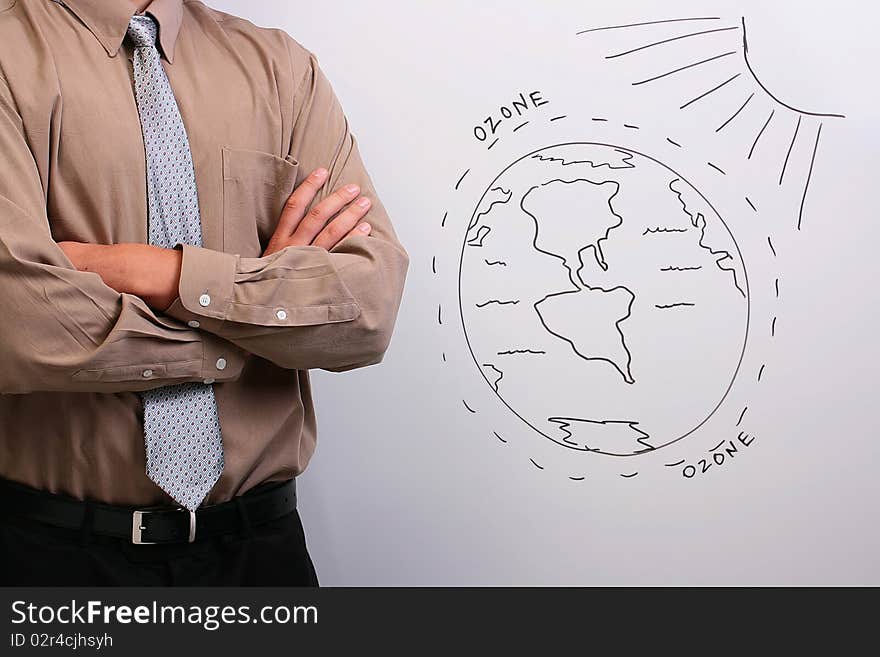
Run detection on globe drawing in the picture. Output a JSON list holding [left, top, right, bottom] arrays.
[[458, 143, 749, 456]]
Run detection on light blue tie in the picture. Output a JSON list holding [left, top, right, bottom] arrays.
[[128, 14, 224, 511]]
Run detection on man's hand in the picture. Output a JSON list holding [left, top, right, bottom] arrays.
[[57, 241, 182, 312], [56, 167, 368, 311], [263, 167, 372, 257]]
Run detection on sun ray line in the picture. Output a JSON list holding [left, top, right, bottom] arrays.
[[717, 92, 755, 132], [748, 109, 775, 159], [606, 25, 739, 59], [779, 115, 803, 185], [577, 17, 721, 35], [633, 51, 737, 86], [798, 123, 823, 230], [680, 73, 741, 109]]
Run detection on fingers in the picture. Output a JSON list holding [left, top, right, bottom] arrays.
[[268, 168, 330, 250], [344, 221, 372, 241], [288, 181, 363, 247], [263, 168, 373, 257], [310, 196, 372, 250]]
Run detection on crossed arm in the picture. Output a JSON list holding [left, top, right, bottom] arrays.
[[0, 47, 409, 394], [57, 168, 377, 314]]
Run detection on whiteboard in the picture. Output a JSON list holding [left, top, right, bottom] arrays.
[[212, 0, 880, 585]]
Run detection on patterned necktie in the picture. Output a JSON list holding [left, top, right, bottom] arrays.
[[128, 14, 224, 512]]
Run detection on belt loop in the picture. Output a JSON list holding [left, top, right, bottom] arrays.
[[78, 501, 95, 547], [234, 496, 252, 538]]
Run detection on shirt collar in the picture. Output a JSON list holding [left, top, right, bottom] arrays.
[[54, 0, 184, 64]]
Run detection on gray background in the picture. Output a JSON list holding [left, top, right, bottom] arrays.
[[210, 0, 880, 585]]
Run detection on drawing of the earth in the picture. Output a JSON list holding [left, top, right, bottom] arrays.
[[458, 143, 749, 456]]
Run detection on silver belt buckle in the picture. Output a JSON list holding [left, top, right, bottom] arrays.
[[131, 507, 197, 544]]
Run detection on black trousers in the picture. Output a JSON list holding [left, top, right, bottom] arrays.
[[0, 500, 320, 587]]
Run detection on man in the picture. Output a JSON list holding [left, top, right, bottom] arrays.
[[0, 0, 408, 585]]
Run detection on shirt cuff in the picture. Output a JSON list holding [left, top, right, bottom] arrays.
[[164, 243, 237, 332], [165, 242, 363, 331], [199, 328, 246, 383], [68, 325, 245, 386]]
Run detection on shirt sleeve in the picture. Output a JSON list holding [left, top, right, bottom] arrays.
[[163, 45, 409, 373], [0, 75, 247, 394]]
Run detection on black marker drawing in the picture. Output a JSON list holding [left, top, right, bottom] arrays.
[[670, 179, 745, 297], [458, 143, 750, 459], [481, 364, 504, 393], [799, 124, 823, 230], [436, 13, 843, 482], [644, 226, 689, 235], [607, 25, 740, 60], [532, 151, 635, 170], [581, 14, 842, 229], [577, 17, 722, 36], [740, 17, 844, 119], [475, 299, 520, 308], [779, 115, 802, 185], [466, 225, 492, 247], [632, 51, 738, 87], [680, 73, 741, 110], [749, 110, 774, 159], [717, 92, 754, 132], [548, 417, 654, 456]]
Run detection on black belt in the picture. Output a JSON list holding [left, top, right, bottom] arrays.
[[0, 477, 296, 545]]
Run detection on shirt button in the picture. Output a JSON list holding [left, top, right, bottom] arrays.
[[215, 357, 227, 371], [142, 369, 153, 378], [199, 293, 211, 307], [187, 320, 201, 328], [203, 378, 215, 385], [275, 309, 288, 320]]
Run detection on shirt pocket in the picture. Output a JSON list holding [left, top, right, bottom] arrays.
[[221, 146, 300, 257]]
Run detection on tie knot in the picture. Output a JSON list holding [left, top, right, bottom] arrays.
[[127, 14, 158, 49]]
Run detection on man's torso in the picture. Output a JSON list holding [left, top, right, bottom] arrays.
[[0, 0, 318, 505]]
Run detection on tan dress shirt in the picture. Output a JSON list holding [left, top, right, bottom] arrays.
[[0, 0, 409, 505]]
